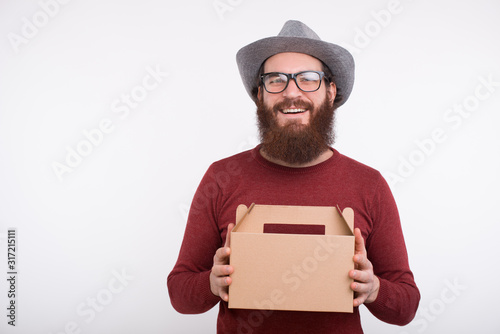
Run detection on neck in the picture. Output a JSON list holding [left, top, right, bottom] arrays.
[[259, 147, 333, 168]]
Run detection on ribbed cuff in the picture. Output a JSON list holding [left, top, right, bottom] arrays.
[[365, 277, 388, 313], [200, 270, 223, 308]]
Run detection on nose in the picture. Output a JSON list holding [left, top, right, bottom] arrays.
[[282, 78, 303, 99]]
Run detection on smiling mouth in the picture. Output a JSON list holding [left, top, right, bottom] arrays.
[[281, 108, 307, 114]]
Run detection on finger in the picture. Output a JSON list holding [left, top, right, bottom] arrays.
[[219, 286, 230, 302], [351, 281, 372, 294], [349, 269, 370, 283], [214, 246, 231, 265], [351, 281, 369, 307], [211, 264, 233, 277], [214, 276, 232, 302], [353, 252, 373, 271], [213, 274, 232, 288], [354, 228, 366, 256], [224, 223, 235, 248], [353, 294, 367, 307]]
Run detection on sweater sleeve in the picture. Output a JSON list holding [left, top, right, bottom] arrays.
[[364, 176, 420, 325], [167, 165, 225, 314]]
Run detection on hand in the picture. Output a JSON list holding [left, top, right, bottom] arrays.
[[209, 223, 234, 302], [349, 227, 380, 307]]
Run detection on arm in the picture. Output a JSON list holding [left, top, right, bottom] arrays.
[[167, 166, 231, 314], [350, 176, 420, 326]]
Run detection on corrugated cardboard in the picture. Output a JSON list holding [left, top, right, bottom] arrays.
[[228, 203, 355, 313]]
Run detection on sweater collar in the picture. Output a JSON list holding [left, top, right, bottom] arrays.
[[251, 144, 340, 173]]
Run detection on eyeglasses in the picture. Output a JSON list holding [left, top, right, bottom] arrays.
[[260, 71, 326, 94]]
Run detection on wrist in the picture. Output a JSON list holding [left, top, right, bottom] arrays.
[[209, 271, 218, 297]]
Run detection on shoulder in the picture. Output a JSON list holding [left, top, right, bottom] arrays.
[[206, 148, 253, 177], [335, 150, 384, 182]]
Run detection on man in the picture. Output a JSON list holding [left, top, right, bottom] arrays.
[[168, 20, 420, 333]]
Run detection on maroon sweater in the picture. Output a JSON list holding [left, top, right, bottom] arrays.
[[168, 146, 420, 333]]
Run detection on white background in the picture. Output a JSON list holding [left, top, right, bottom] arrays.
[[1, 0, 499, 333]]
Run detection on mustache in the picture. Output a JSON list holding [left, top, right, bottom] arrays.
[[271, 98, 314, 112]]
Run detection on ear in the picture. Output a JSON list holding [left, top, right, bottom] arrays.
[[257, 85, 262, 100], [328, 82, 337, 104]]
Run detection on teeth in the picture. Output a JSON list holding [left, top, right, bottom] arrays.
[[282, 108, 306, 114]]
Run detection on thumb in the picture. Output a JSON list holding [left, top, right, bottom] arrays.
[[354, 228, 366, 255], [224, 223, 235, 248]]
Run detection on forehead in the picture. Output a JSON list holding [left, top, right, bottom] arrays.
[[263, 52, 323, 73]]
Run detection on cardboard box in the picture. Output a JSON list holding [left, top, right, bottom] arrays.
[[228, 203, 355, 313]]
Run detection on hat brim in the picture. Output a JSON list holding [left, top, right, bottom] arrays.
[[236, 36, 355, 107]]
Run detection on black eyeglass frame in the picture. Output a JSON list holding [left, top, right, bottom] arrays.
[[260, 71, 327, 94]]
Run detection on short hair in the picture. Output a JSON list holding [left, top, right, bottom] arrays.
[[321, 62, 343, 107]]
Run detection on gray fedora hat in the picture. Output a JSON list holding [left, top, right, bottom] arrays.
[[236, 20, 355, 107]]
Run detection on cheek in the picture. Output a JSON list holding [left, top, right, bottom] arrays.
[[262, 93, 277, 105], [262, 96, 280, 112]]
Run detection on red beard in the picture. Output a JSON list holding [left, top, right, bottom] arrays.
[[256, 94, 336, 165]]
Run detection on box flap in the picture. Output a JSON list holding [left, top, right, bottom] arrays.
[[337, 205, 354, 234], [233, 203, 255, 232]]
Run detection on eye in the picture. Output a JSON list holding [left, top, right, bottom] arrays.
[[297, 72, 320, 82], [267, 74, 286, 84]]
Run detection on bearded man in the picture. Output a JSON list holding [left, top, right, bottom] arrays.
[[168, 20, 420, 334]]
